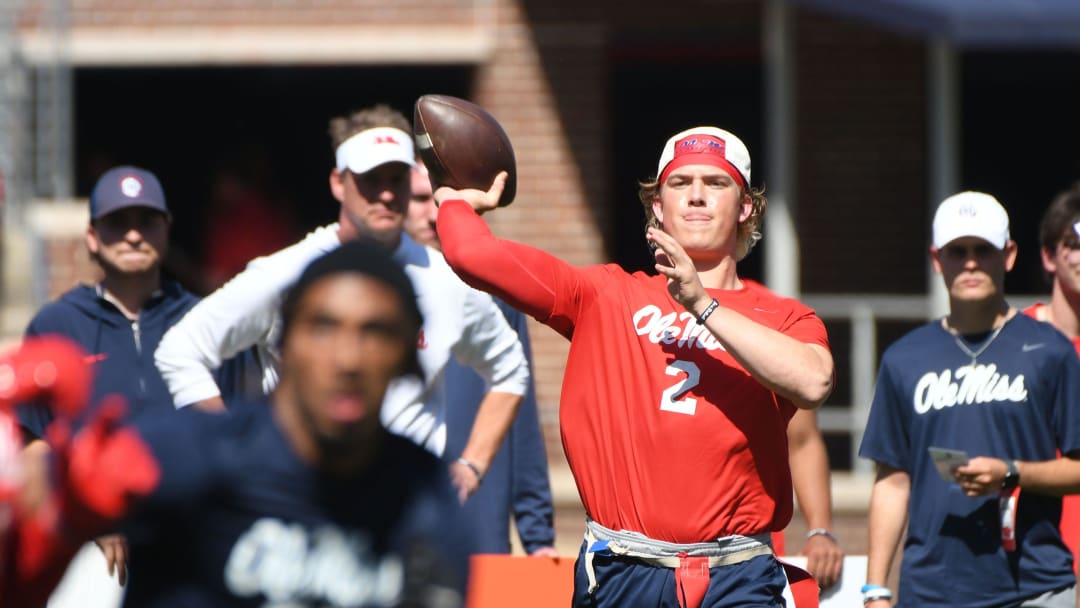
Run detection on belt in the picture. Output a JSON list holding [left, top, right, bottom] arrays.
[[583, 519, 774, 608]]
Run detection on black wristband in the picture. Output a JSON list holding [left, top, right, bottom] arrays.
[[1002, 459, 1020, 490], [696, 299, 720, 324]]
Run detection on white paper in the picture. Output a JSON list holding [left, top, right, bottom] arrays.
[[928, 446, 969, 482]]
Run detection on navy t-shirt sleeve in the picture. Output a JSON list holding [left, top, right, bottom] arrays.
[[859, 354, 911, 472]]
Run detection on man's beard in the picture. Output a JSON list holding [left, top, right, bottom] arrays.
[[296, 397, 381, 472]]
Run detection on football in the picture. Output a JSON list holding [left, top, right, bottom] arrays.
[[413, 94, 517, 207]]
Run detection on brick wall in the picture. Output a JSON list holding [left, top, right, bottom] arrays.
[[20, 0, 478, 28], [44, 233, 99, 297], [24, 200, 99, 303]]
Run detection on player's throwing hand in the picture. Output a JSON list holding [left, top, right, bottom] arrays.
[[434, 171, 508, 214], [647, 227, 710, 315]]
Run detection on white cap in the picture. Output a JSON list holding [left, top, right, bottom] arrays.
[[656, 126, 751, 188], [335, 127, 416, 174], [932, 191, 1011, 249]]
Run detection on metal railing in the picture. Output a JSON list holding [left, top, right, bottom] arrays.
[[802, 293, 1042, 475]]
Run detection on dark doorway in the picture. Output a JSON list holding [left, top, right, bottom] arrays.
[[961, 51, 1080, 295], [74, 65, 472, 293], [608, 41, 764, 279]]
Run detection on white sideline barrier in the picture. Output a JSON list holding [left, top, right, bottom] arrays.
[[48, 542, 125, 608], [782, 555, 867, 607]]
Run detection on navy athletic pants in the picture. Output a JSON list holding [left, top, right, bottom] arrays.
[[571, 539, 788, 607]]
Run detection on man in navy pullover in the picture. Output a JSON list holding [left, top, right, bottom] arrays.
[[16, 165, 252, 598]]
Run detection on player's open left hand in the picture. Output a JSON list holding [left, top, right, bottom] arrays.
[[434, 171, 508, 215], [646, 227, 709, 314]]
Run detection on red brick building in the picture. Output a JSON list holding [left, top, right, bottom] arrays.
[[7, 0, 1080, 474]]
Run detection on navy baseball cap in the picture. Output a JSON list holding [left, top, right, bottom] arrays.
[[90, 166, 170, 221]]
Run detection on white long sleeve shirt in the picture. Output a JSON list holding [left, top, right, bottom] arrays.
[[154, 225, 529, 456]]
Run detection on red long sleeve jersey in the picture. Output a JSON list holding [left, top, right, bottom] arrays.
[[438, 200, 830, 543]]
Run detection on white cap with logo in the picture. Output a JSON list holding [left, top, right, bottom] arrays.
[[932, 191, 1011, 250], [335, 127, 417, 174], [655, 126, 751, 188]]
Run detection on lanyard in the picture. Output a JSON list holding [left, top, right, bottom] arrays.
[[999, 486, 1021, 552]]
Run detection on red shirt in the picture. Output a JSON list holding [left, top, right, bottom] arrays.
[[438, 200, 830, 543], [1024, 302, 1080, 573], [1024, 303, 1080, 354]]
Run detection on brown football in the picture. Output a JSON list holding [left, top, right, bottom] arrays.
[[413, 94, 517, 207]]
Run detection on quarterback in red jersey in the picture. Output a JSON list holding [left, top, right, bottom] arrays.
[[1026, 183, 1080, 576], [435, 126, 834, 608]]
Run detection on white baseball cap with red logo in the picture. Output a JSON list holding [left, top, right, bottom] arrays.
[[335, 127, 417, 174], [656, 126, 752, 189]]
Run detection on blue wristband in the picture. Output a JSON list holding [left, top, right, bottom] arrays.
[[860, 585, 887, 593], [861, 584, 893, 603]]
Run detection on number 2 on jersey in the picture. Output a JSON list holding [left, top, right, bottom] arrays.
[[660, 360, 700, 415]]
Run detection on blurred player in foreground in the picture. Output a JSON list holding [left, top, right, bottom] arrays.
[[3, 240, 472, 607]]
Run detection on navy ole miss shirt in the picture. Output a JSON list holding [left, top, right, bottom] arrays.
[[860, 315, 1080, 607], [122, 401, 472, 607]]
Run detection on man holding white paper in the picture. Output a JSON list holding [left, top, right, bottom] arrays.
[[859, 192, 1080, 607]]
